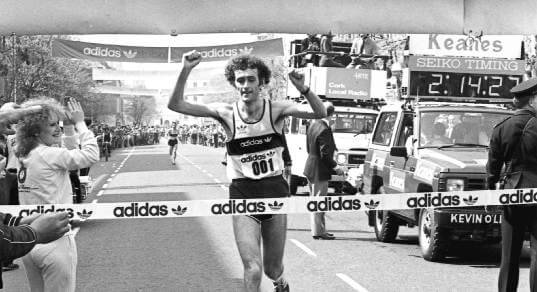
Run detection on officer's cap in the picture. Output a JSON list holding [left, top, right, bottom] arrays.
[[511, 77, 537, 98]]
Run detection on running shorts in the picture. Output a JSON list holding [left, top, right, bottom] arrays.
[[168, 139, 178, 147], [229, 175, 290, 223]]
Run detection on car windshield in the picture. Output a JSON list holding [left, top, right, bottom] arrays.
[[330, 112, 377, 134], [418, 110, 510, 148]]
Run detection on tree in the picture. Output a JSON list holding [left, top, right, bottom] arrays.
[[126, 96, 157, 126], [0, 35, 96, 105]]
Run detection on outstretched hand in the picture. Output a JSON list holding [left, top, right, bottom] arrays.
[[64, 98, 84, 124], [0, 104, 42, 135], [182, 50, 202, 69]]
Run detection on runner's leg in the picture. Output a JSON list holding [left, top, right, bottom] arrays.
[[233, 215, 263, 292], [261, 214, 288, 287], [173, 144, 177, 163]]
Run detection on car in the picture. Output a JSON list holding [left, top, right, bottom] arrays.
[[362, 101, 512, 261]]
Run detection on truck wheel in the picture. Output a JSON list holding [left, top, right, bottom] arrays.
[[290, 175, 299, 195], [418, 208, 446, 262], [374, 210, 400, 242]]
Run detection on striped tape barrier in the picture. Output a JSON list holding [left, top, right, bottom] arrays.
[[1, 187, 535, 221]]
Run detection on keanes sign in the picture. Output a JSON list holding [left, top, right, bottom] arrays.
[[409, 34, 523, 59]]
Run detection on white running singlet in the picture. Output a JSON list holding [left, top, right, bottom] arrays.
[[226, 99, 285, 180]]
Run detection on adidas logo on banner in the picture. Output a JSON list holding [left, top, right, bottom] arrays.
[[364, 200, 380, 209], [77, 209, 93, 220], [268, 201, 283, 211], [239, 46, 254, 54], [263, 137, 272, 143], [172, 205, 188, 215], [123, 50, 138, 58], [463, 196, 478, 205]]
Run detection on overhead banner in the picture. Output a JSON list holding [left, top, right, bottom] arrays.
[[52, 38, 284, 63], [409, 34, 523, 59]]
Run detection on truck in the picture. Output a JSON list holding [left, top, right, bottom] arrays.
[[285, 38, 387, 194], [361, 49, 525, 261]]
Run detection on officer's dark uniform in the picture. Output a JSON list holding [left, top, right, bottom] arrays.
[[487, 78, 537, 292], [0, 212, 37, 288]]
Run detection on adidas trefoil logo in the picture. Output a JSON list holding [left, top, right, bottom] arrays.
[[266, 150, 275, 157], [268, 201, 284, 211], [237, 124, 247, 132], [77, 209, 93, 220], [364, 199, 380, 209], [123, 50, 138, 58], [463, 196, 478, 205], [172, 205, 188, 215], [239, 46, 254, 54], [263, 137, 272, 143]]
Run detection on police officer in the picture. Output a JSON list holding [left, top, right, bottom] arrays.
[[487, 77, 537, 292]]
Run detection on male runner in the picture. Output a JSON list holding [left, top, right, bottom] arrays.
[[168, 122, 179, 165], [168, 51, 326, 292]]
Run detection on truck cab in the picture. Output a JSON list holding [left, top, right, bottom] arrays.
[[362, 101, 513, 261]]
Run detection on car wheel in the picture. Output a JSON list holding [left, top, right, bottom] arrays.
[[374, 210, 400, 242], [418, 208, 446, 262]]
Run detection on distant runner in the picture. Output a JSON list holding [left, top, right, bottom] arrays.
[[168, 122, 179, 165]]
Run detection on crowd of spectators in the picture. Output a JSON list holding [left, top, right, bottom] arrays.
[[174, 123, 226, 148]]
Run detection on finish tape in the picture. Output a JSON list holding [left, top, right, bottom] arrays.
[[1, 187, 536, 220]]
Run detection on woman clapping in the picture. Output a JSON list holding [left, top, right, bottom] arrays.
[[15, 97, 99, 292]]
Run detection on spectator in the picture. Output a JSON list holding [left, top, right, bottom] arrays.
[[304, 103, 345, 240], [319, 32, 345, 68], [15, 97, 99, 292], [0, 105, 70, 289], [300, 34, 320, 66]]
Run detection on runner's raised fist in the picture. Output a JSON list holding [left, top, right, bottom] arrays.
[[288, 69, 306, 92], [182, 50, 202, 69]]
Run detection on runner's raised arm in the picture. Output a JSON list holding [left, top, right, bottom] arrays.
[[272, 69, 327, 122], [168, 51, 226, 119]]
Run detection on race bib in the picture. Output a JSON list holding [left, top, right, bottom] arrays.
[[237, 149, 284, 179]]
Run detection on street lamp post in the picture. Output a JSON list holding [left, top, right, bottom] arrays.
[[11, 33, 16, 103]]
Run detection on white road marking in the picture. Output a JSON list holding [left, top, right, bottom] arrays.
[[336, 273, 369, 292], [289, 239, 317, 257], [92, 199, 98, 203], [214, 178, 222, 183], [102, 184, 108, 189], [110, 174, 116, 177], [220, 185, 227, 191], [106, 178, 112, 182], [96, 190, 104, 197]]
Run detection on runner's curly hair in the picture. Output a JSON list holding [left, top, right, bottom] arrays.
[[15, 97, 66, 157], [224, 55, 271, 87]]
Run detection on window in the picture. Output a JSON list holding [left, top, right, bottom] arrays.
[[330, 113, 377, 134], [396, 114, 413, 147], [418, 111, 510, 147], [372, 112, 397, 146]]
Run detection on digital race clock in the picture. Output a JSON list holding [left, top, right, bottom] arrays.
[[408, 56, 525, 101]]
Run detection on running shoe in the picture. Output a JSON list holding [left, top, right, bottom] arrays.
[[273, 282, 289, 292]]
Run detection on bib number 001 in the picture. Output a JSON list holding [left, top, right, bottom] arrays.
[[252, 158, 274, 176]]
